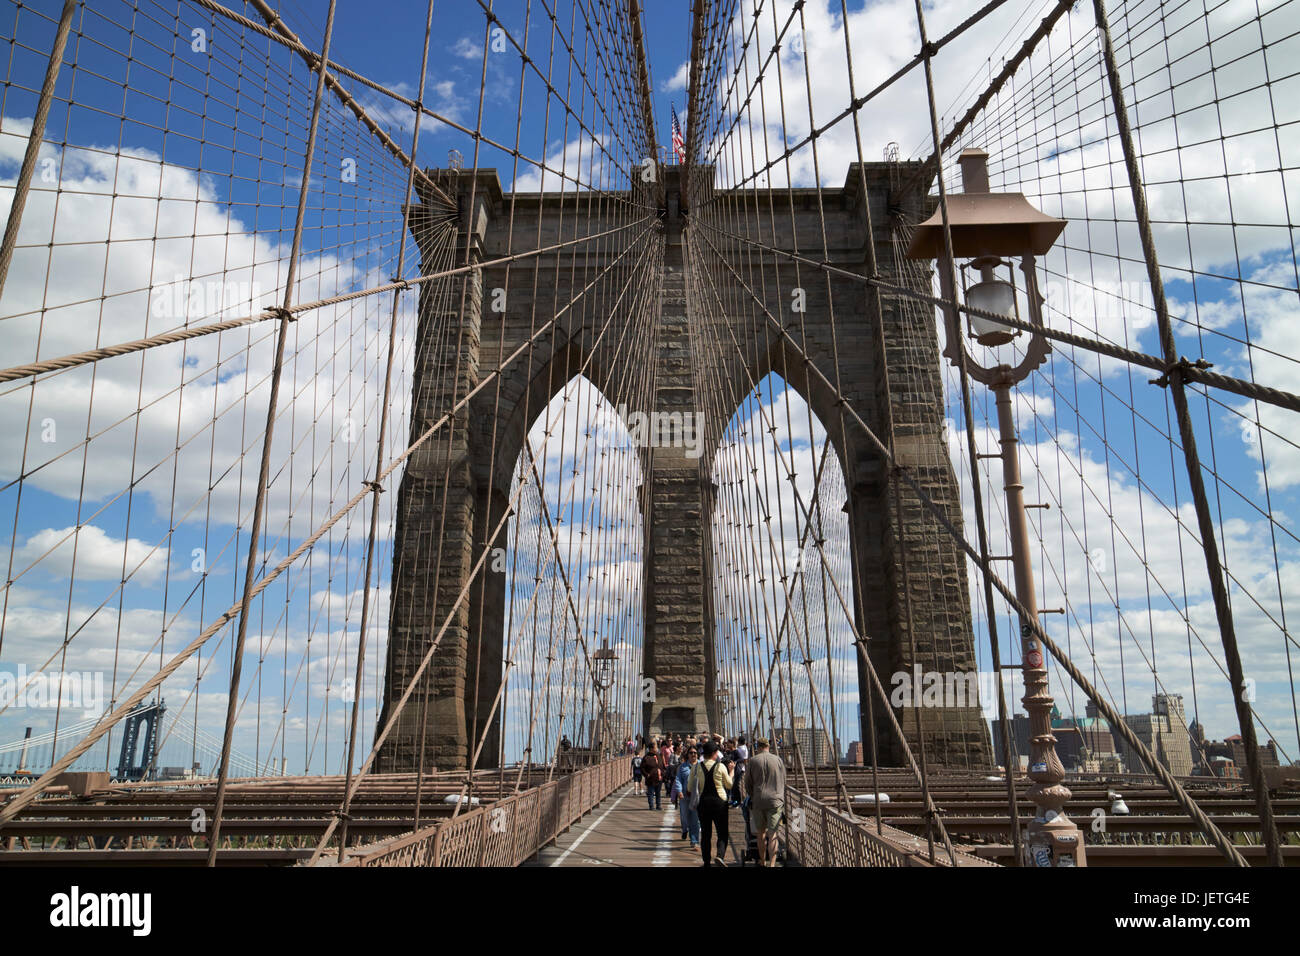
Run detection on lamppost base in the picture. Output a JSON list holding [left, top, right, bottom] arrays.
[[1023, 814, 1086, 867]]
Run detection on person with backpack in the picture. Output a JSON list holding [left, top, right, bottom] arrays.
[[672, 746, 701, 848], [688, 740, 734, 866], [641, 743, 664, 809], [632, 749, 644, 795]]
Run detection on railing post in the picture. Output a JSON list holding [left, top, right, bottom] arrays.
[[476, 811, 490, 867], [535, 784, 544, 853]]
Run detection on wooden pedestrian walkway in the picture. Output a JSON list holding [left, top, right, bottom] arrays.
[[526, 783, 758, 867]]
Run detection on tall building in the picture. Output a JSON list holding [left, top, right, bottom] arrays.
[[775, 716, 838, 766], [1122, 694, 1196, 778], [990, 713, 1030, 771], [1226, 734, 1281, 771], [992, 702, 1125, 773]]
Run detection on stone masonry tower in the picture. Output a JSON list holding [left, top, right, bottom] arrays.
[[641, 166, 713, 738], [376, 161, 991, 773]]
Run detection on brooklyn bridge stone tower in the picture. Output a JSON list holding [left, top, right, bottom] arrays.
[[375, 161, 992, 773]]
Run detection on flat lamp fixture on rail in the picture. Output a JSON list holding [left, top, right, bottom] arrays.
[[907, 149, 1082, 868]]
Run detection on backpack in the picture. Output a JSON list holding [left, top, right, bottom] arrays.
[[633, 756, 643, 771], [642, 754, 662, 783], [691, 761, 720, 811]]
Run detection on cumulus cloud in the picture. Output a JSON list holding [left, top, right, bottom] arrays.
[[662, 59, 690, 93], [451, 36, 483, 60], [0, 109, 410, 774], [511, 133, 612, 192], [13, 525, 169, 585]]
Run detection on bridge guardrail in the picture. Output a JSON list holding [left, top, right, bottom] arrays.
[[329, 758, 630, 867], [783, 787, 999, 867]]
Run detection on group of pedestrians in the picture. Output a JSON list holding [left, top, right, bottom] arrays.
[[629, 732, 786, 867]]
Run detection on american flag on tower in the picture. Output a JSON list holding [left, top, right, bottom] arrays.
[[671, 106, 685, 163]]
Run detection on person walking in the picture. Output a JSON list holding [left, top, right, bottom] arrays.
[[642, 743, 664, 810], [730, 736, 749, 807], [671, 746, 701, 848], [689, 740, 734, 866], [632, 748, 644, 795], [742, 737, 786, 867]]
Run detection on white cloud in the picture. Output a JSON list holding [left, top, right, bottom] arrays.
[[14, 525, 169, 585], [0, 116, 411, 539], [512, 134, 611, 192], [662, 60, 690, 93], [451, 36, 483, 60]]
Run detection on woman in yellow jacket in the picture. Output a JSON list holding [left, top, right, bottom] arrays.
[[688, 740, 734, 866]]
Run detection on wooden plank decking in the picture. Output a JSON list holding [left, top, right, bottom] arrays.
[[526, 783, 757, 867]]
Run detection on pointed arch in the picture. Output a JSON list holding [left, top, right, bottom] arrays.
[[490, 373, 647, 768], [709, 371, 857, 766]]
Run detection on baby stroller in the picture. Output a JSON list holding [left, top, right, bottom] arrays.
[[741, 797, 759, 865]]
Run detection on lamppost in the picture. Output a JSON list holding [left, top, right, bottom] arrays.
[[592, 639, 617, 757], [906, 149, 1082, 867], [593, 638, 617, 691]]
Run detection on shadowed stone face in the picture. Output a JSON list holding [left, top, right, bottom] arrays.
[[376, 163, 991, 773]]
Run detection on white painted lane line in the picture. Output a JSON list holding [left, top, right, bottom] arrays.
[[551, 784, 631, 866], [651, 801, 679, 866]]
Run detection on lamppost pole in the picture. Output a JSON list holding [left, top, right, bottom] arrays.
[[906, 149, 1082, 865], [993, 367, 1078, 866], [593, 639, 617, 759]]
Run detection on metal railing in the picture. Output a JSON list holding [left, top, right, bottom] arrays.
[[326, 759, 631, 867], [783, 788, 999, 867]]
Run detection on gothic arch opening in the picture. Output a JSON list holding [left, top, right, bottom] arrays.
[[495, 374, 646, 768], [709, 372, 857, 768]]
